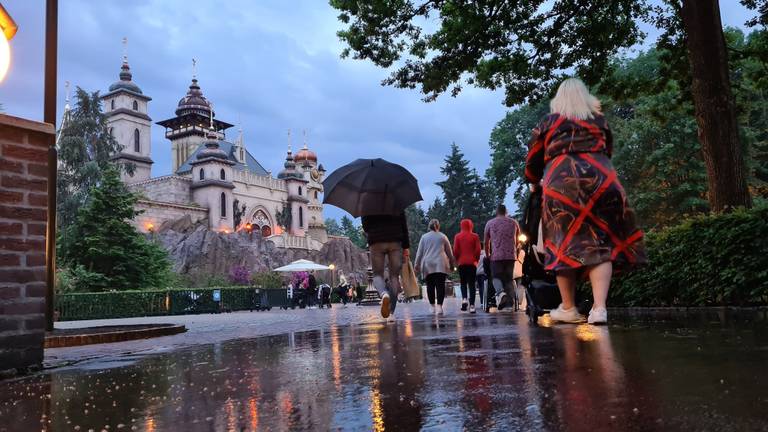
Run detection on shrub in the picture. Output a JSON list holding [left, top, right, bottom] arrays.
[[609, 206, 768, 306], [252, 271, 285, 289], [228, 265, 252, 286]]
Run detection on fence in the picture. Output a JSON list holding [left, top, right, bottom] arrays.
[[55, 287, 291, 321]]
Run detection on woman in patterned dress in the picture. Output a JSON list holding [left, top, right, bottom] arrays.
[[525, 78, 646, 324]]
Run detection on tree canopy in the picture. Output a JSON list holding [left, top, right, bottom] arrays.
[[56, 87, 128, 228], [57, 167, 172, 292]]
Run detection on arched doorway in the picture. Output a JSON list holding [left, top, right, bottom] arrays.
[[248, 209, 274, 237]]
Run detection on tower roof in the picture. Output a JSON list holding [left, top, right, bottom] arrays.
[[176, 78, 213, 117]]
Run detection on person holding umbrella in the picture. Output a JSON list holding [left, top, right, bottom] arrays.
[[362, 212, 410, 318], [322, 158, 424, 319]]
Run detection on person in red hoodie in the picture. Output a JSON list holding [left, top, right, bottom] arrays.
[[453, 219, 482, 313]]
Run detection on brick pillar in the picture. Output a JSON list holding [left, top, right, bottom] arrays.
[[0, 114, 55, 375]]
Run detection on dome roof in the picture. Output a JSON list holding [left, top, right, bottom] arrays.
[[108, 63, 143, 94], [294, 144, 317, 162], [196, 129, 228, 161], [277, 149, 305, 180], [176, 78, 213, 117]]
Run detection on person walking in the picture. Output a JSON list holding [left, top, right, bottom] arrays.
[[476, 250, 487, 310], [453, 219, 481, 314], [307, 271, 318, 308], [336, 271, 349, 305], [483, 204, 521, 311], [361, 212, 410, 318], [414, 219, 456, 315], [526, 77, 646, 325]]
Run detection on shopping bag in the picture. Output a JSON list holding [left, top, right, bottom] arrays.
[[401, 260, 421, 298]]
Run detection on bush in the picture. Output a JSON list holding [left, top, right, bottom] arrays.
[[609, 206, 768, 306], [229, 265, 252, 286], [252, 271, 284, 289]]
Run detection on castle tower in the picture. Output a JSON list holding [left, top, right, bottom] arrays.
[[189, 123, 236, 231], [293, 133, 326, 241], [157, 63, 234, 174], [101, 40, 154, 183], [277, 144, 309, 236]]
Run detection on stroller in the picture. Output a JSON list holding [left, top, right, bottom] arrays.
[[521, 188, 591, 323], [318, 284, 332, 309]]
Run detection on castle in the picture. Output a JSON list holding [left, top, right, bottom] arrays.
[[99, 55, 329, 250]]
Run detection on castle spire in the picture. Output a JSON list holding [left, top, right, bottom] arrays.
[[192, 58, 197, 81], [287, 128, 292, 153], [122, 37, 128, 65]]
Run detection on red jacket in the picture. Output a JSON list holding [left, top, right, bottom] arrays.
[[453, 219, 481, 267]]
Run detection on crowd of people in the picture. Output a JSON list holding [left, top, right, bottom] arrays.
[[362, 77, 646, 325]]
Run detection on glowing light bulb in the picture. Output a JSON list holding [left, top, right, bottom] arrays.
[[518, 233, 528, 243], [0, 35, 10, 83]]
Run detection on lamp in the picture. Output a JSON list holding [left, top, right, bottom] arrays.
[[0, 4, 18, 83]]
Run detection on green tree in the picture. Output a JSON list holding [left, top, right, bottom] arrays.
[[58, 167, 172, 292], [275, 202, 292, 231], [324, 218, 343, 236], [486, 100, 549, 211], [56, 87, 129, 228], [331, 0, 767, 211], [435, 143, 480, 238], [340, 215, 366, 248], [404, 203, 428, 256]]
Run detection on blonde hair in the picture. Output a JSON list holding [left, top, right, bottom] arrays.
[[550, 78, 602, 120]]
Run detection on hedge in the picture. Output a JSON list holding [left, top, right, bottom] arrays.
[[608, 206, 768, 306], [56, 287, 291, 321]]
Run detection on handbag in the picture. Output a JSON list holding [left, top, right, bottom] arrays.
[[401, 260, 421, 299]]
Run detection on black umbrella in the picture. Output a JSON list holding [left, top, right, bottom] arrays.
[[322, 158, 423, 217]]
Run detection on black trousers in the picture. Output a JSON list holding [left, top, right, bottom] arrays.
[[425, 273, 447, 305], [458, 265, 477, 305]]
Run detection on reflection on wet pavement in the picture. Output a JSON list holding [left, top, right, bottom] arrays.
[[1, 307, 767, 431]]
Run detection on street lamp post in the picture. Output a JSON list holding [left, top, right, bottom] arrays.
[[328, 264, 336, 287], [44, 0, 58, 331]]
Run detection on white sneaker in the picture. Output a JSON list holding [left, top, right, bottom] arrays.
[[380, 293, 391, 319], [469, 305, 476, 314], [429, 304, 436, 314], [435, 304, 444, 315], [496, 293, 509, 310], [588, 307, 608, 325], [549, 304, 584, 323]]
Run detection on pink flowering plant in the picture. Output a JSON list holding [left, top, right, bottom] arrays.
[[291, 271, 309, 289], [228, 265, 252, 286]]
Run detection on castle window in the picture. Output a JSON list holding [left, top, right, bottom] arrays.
[[220, 168, 226, 180], [110, 99, 115, 110], [220, 193, 227, 218], [199, 169, 205, 180], [314, 191, 318, 199], [133, 129, 140, 153], [299, 207, 304, 228], [133, 100, 139, 111], [298, 186, 302, 196]]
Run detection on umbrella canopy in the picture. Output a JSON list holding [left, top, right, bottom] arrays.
[[274, 259, 330, 272], [322, 158, 423, 217]]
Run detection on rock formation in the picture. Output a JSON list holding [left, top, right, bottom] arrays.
[[151, 216, 369, 286]]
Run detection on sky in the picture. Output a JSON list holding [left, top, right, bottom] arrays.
[[0, 1, 757, 220]]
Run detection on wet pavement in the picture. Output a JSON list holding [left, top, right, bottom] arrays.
[[1, 303, 767, 431]]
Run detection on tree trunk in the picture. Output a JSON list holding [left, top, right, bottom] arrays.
[[680, 0, 752, 211]]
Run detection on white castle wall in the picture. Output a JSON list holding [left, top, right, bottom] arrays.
[[129, 175, 194, 204], [133, 199, 208, 232]]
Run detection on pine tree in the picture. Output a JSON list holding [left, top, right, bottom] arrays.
[[340, 216, 366, 249], [324, 218, 343, 236], [435, 143, 484, 239], [56, 87, 130, 228], [404, 204, 428, 256], [58, 167, 172, 292]]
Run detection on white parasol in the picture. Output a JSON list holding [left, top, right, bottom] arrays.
[[273, 259, 331, 272]]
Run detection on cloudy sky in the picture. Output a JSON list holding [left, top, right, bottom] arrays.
[[0, 1, 756, 219]]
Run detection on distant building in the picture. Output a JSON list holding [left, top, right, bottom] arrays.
[[97, 55, 329, 249]]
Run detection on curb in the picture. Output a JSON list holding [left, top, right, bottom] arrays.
[[45, 324, 187, 348]]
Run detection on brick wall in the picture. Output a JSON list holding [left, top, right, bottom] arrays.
[[0, 114, 54, 375]]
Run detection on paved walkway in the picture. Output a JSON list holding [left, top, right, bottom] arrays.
[[0, 301, 764, 431]]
